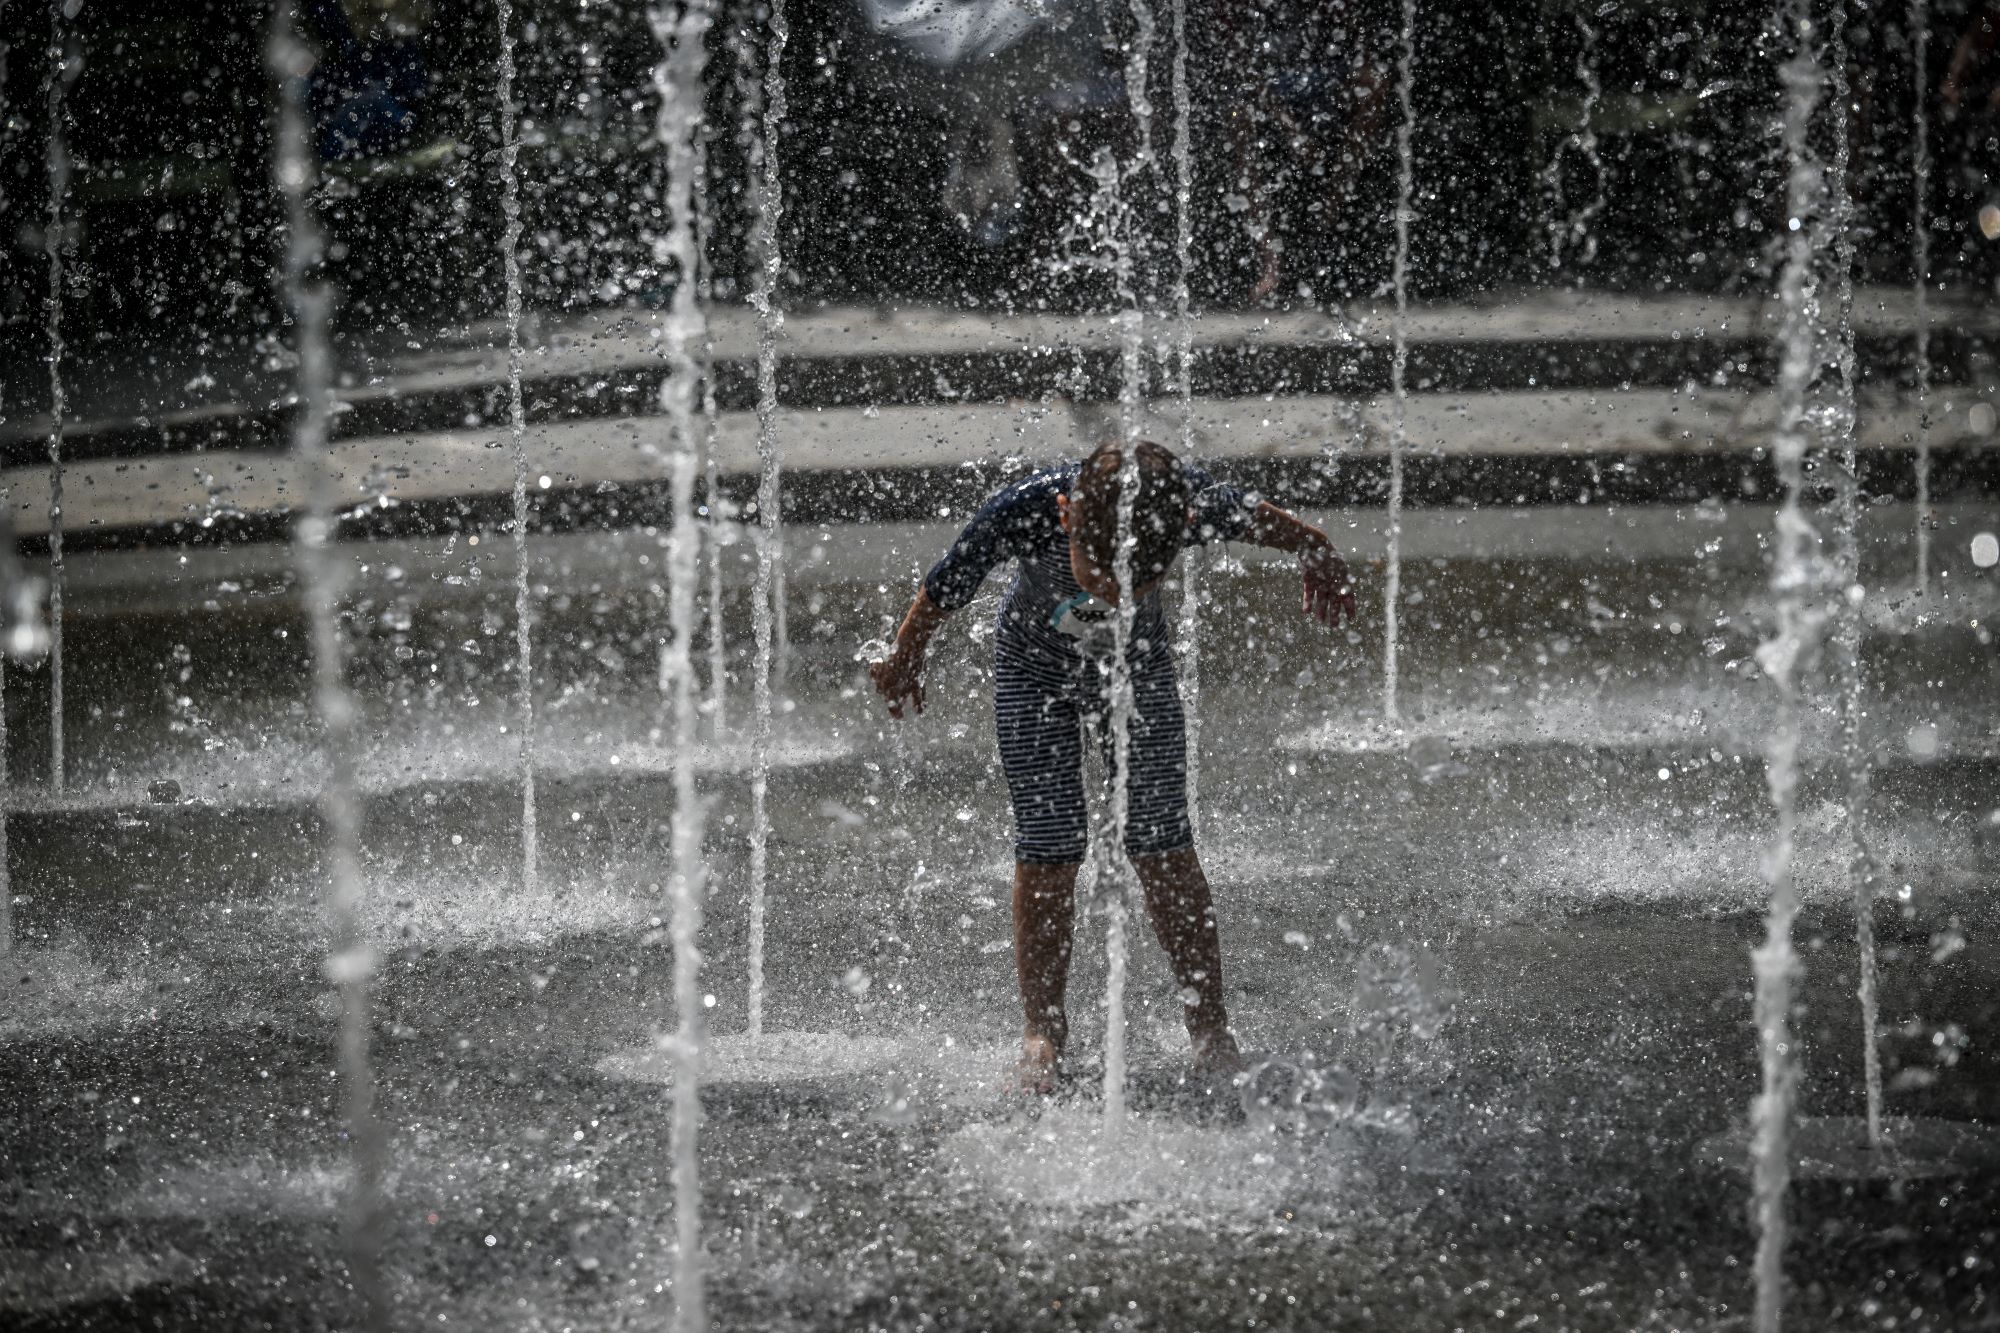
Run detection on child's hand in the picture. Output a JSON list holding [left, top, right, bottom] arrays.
[[869, 651, 926, 719], [1300, 542, 1358, 628]]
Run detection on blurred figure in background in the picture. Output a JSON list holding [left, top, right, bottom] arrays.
[[1940, 1, 2000, 272], [858, 0, 1117, 253], [1942, 1, 1999, 114], [1217, 0, 1390, 305], [305, 0, 434, 163]]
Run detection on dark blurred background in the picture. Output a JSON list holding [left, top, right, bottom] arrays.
[[0, 0, 1995, 396]]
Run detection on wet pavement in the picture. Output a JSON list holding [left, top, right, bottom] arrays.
[[4, 507, 2000, 1330]]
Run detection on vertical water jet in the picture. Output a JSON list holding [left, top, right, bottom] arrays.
[[0, 641, 9, 990], [1383, 0, 1416, 725], [1821, 0, 1883, 1151], [1542, 11, 1604, 270], [742, 0, 788, 1039], [648, 2, 716, 1327], [1, 31, 9, 989], [43, 0, 67, 793], [1909, 0, 1932, 594], [497, 0, 538, 894], [1101, 294, 1142, 1127], [1750, 8, 1827, 1328], [1168, 0, 1200, 833], [1101, 0, 1156, 1125], [694, 123, 728, 738], [270, 5, 386, 1325]]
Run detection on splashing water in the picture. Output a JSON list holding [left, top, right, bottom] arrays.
[[1750, 14, 1829, 1331], [1383, 0, 1417, 724], [1910, 0, 1932, 594], [44, 2, 70, 794], [496, 0, 538, 894], [648, 3, 716, 1327], [741, 0, 789, 1041], [1820, 0, 1883, 1152], [1353, 942, 1453, 1078], [270, 6, 386, 1327]]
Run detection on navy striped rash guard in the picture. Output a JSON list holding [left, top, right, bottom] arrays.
[[921, 460, 1258, 662]]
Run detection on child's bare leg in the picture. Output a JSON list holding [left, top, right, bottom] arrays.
[[1132, 847, 1243, 1073], [1013, 860, 1080, 1089]]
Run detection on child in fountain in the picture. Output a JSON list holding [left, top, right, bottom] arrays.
[[869, 440, 1357, 1092]]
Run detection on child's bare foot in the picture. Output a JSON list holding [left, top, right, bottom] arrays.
[[1190, 1029, 1247, 1078], [1008, 1032, 1063, 1095]]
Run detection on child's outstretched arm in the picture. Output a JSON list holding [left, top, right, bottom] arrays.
[[869, 472, 1039, 718], [1241, 501, 1360, 628], [869, 588, 950, 718]]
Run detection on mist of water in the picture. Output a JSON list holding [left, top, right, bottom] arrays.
[[649, 4, 716, 1327], [1168, 0, 1201, 834], [496, 0, 539, 895], [44, 2, 69, 794], [1750, 13, 1827, 1330], [270, 5, 386, 1327], [1383, 0, 1417, 725], [1821, 0, 1883, 1151], [1909, 0, 1932, 595], [742, 0, 790, 1040]]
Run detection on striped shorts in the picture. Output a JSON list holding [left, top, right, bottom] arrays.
[[994, 640, 1194, 865]]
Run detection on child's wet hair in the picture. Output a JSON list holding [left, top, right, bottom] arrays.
[[1070, 440, 1189, 588]]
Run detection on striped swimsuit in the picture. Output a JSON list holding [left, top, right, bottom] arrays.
[[922, 462, 1256, 865]]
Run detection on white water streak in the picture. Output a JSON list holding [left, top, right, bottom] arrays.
[[648, 3, 715, 1328], [3, 40, 19, 982], [1752, 14, 1826, 1330], [694, 123, 728, 737], [1103, 0, 1155, 1124], [1538, 13, 1604, 270], [1821, 0, 1882, 1151], [743, 1, 789, 1039], [1383, 0, 1416, 724], [1168, 0, 1200, 834], [1127, 0, 1155, 168], [497, 0, 538, 894], [271, 7, 385, 1326], [0, 630, 9, 989], [1910, 0, 1932, 593], [1105, 294, 1141, 1123], [44, 3, 67, 793], [1571, 15, 1604, 265], [759, 2, 791, 697]]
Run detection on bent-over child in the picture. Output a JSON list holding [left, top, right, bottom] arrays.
[[869, 440, 1357, 1092]]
